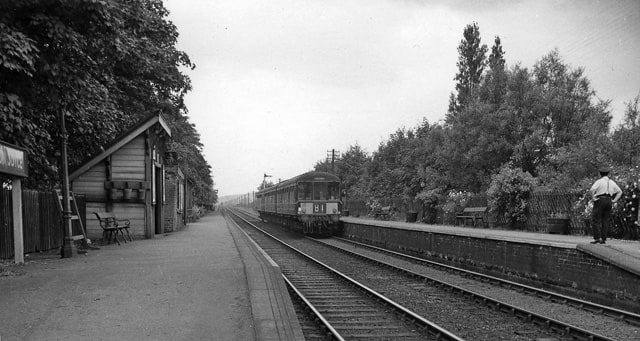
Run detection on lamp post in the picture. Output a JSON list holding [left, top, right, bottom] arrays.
[[60, 110, 74, 258]]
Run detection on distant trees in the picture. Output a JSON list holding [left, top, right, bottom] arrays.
[[314, 22, 636, 222], [0, 0, 214, 204]]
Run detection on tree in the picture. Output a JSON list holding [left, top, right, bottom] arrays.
[[479, 36, 507, 106], [612, 93, 640, 166], [447, 22, 488, 122], [0, 0, 213, 202]]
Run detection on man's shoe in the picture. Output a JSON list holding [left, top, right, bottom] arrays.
[[590, 240, 601, 244]]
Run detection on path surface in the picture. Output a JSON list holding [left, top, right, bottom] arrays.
[[0, 213, 254, 341]]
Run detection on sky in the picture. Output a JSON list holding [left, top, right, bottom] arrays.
[[163, 0, 640, 197]]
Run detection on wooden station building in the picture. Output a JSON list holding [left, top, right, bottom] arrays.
[[69, 114, 172, 240]]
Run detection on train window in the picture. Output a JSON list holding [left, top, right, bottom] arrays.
[[328, 182, 339, 200], [313, 182, 328, 200], [298, 182, 311, 200]]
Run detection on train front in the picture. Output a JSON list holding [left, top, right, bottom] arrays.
[[295, 174, 342, 235]]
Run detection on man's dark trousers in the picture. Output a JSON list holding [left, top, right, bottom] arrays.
[[592, 196, 612, 242]]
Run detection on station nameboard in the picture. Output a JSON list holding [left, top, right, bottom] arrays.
[[0, 141, 28, 177]]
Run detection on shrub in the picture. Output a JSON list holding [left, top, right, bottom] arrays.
[[612, 165, 640, 239], [439, 190, 472, 224], [487, 164, 537, 227]]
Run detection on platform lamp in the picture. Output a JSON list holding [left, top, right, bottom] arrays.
[[59, 110, 74, 258]]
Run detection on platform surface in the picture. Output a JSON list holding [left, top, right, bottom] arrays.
[[342, 216, 640, 277], [0, 212, 302, 341]]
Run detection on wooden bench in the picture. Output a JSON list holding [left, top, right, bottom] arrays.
[[455, 207, 487, 228], [93, 212, 132, 245], [374, 206, 392, 220]]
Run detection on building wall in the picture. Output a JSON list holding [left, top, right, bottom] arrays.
[[73, 136, 148, 240], [111, 136, 145, 181], [73, 161, 107, 201], [163, 166, 185, 232]]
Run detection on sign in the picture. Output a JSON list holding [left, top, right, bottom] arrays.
[[313, 203, 326, 213], [0, 141, 28, 177]]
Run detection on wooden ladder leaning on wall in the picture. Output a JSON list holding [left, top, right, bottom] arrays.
[[54, 190, 99, 251]]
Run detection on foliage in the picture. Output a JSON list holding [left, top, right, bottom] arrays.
[[487, 164, 537, 226], [612, 165, 640, 238], [0, 0, 215, 204], [611, 93, 640, 166], [448, 22, 487, 118], [573, 191, 593, 221], [438, 190, 472, 224], [307, 22, 638, 238]]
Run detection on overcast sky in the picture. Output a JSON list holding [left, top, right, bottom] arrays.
[[164, 0, 640, 197]]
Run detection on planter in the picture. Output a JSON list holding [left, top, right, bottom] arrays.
[[137, 189, 146, 201], [547, 217, 570, 234], [109, 188, 122, 201], [406, 211, 418, 223], [123, 188, 133, 200]]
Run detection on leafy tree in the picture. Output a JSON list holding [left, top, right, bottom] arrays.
[[612, 93, 640, 166], [336, 144, 371, 198], [367, 128, 420, 202], [479, 36, 507, 106], [0, 0, 214, 203], [447, 22, 488, 121]]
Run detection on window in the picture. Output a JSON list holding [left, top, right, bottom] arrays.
[[328, 182, 339, 200], [298, 182, 312, 200], [313, 182, 327, 200]]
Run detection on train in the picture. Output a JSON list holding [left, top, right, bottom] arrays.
[[255, 171, 342, 235]]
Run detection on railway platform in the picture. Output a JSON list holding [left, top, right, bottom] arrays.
[[341, 216, 640, 276], [0, 211, 303, 341], [341, 216, 640, 312]]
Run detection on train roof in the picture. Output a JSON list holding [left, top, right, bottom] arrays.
[[257, 171, 340, 195]]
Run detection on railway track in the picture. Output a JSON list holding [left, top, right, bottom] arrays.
[[312, 237, 640, 340], [226, 209, 461, 340], [230, 208, 640, 340]]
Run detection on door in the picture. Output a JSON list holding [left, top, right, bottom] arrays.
[[155, 166, 163, 234]]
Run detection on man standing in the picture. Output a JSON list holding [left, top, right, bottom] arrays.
[[589, 166, 622, 244]]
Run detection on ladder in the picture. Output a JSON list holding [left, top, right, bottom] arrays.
[[54, 190, 91, 249]]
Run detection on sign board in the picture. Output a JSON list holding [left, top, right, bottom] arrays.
[[0, 141, 28, 178]]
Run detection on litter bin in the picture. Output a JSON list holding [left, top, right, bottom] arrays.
[[342, 209, 350, 217], [406, 211, 418, 223]]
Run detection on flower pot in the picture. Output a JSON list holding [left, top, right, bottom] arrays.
[[109, 188, 122, 201], [547, 217, 569, 234], [138, 189, 146, 201], [123, 188, 133, 200]]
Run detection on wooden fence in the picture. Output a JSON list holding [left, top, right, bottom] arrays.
[[0, 188, 86, 259], [345, 191, 639, 239]]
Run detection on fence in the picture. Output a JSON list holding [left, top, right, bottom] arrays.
[[345, 191, 639, 240], [0, 188, 86, 259]]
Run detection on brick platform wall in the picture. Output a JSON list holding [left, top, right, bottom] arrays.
[[342, 222, 640, 313]]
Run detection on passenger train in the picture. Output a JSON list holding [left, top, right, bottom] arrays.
[[255, 171, 342, 235]]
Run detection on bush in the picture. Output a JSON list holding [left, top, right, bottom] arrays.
[[612, 165, 640, 239], [439, 190, 472, 224], [487, 164, 537, 227]]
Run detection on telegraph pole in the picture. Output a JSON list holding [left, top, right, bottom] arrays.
[[326, 149, 340, 173]]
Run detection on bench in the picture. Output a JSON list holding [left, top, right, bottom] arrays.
[[93, 212, 132, 245], [374, 206, 392, 220], [455, 207, 487, 228]]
